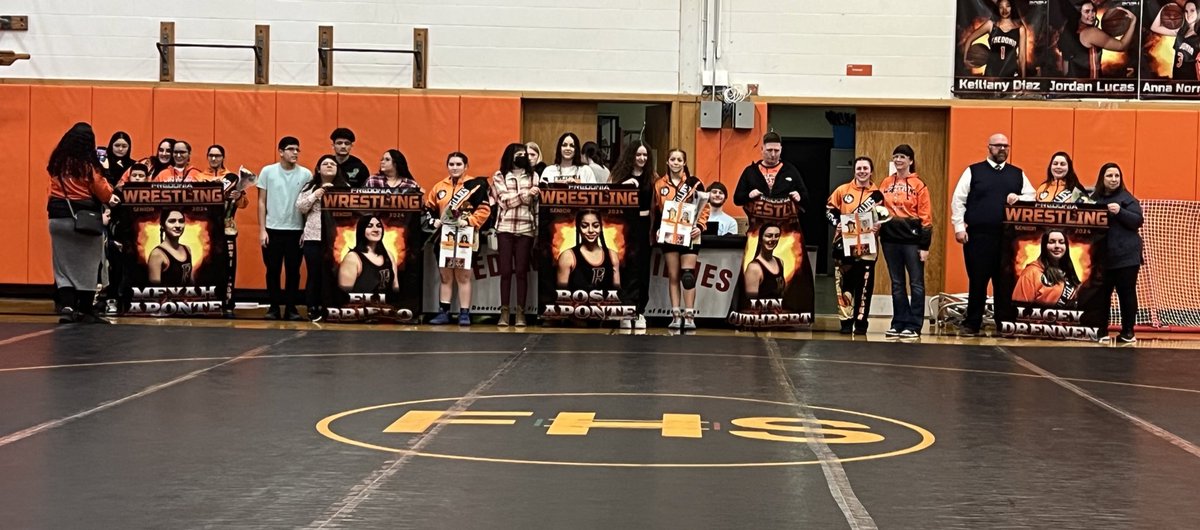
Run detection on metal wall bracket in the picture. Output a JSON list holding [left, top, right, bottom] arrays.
[[157, 21, 271, 84], [317, 26, 428, 88], [0, 16, 28, 31]]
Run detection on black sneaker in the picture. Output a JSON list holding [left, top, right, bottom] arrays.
[[308, 306, 324, 322], [284, 307, 304, 321], [58, 307, 77, 324], [1118, 332, 1137, 344], [839, 321, 854, 335], [222, 310, 236, 319], [264, 307, 281, 320], [959, 326, 981, 337], [884, 328, 902, 338]]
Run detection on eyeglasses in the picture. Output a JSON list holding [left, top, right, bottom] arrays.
[[173, 150, 189, 155]]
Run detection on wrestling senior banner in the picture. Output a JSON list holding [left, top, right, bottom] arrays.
[[121, 181, 226, 316], [321, 189, 423, 323], [537, 183, 643, 322], [954, 0, 1143, 99], [1001, 202, 1109, 340], [727, 199, 814, 329]]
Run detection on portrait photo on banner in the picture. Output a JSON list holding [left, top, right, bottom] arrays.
[[727, 198, 814, 329], [322, 189, 424, 323]]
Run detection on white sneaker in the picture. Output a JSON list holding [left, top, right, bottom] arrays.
[[634, 314, 647, 329], [620, 317, 632, 329], [668, 309, 682, 329], [683, 309, 697, 330]]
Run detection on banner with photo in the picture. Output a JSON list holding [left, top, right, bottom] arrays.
[[954, 0, 1144, 99], [321, 189, 424, 323], [1001, 202, 1110, 340], [727, 199, 814, 329], [1140, 0, 1200, 99], [120, 182, 226, 316], [537, 183, 643, 322]]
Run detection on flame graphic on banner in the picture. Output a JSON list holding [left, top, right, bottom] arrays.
[[333, 225, 407, 270], [138, 220, 210, 266], [1145, 33, 1178, 78], [551, 219, 628, 262], [741, 229, 801, 284], [1015, 236, 1094, 284]]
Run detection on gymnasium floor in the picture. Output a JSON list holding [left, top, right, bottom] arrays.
[[1, 307, 1199, 528]]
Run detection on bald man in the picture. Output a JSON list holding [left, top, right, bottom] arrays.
[[951, 133, 1035, 336]]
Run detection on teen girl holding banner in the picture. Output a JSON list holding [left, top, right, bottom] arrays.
[[425, 152, 492, 326], [653, 149, 710, 330]]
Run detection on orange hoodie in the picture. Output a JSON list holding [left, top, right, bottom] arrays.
[[1013, 261, 1076, 306], [424, 176, 492, 228], [878, 172, 933, 250]]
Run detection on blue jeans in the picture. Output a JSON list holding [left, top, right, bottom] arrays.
[[883, 243, 925, 332]]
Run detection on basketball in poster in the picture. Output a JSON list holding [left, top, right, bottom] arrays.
[[1139, 0, 1200, 98]]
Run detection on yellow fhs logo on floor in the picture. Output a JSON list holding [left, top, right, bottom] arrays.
[[317, 393, 935, 467]]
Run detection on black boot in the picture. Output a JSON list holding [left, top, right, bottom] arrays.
[[75, 290, 111, 324]]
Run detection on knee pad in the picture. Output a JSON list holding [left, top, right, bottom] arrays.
[[681, 269, 697, 290]]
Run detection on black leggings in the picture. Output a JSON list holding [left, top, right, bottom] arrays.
[[497, 232, 534, 307], [302, 240, 325, 309], [1100, 265, 1140, 334]]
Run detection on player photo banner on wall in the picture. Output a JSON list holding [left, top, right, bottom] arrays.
[[954, 0, 1143, 99], [120, 182, 227, 317], [537, 183, 643, 323], [726, 198, 814, 329], [1140, 0, 1200, 99], [1001, 203, 1110, 340], [321, 189, 424, 323]]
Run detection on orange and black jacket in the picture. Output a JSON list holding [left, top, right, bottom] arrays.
[[826, 180, 883, 240], [153, 165, 202, 183], [878, 173, 933, 250], [424, 176, 492, 228], [653, 175, 711, 229]]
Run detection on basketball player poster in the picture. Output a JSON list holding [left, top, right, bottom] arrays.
[[321, 189, 424, 323], [954, 0, 1142, 98], [120, 181, 226, 317], [1001, 202, 1110, 340], [1139, 0, 1200, 99], [537, 183, 642, 322], [726, 198, 814, 329]]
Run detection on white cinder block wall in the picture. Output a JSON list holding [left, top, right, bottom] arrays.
[[2, 0, 956, 98]]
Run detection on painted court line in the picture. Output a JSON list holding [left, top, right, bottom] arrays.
[[0, 328, 56, 348], [308, 334, 543, 529], [0, 331, 306, 449], [766, 338, 878, 530], [1000, 346, 1200, 460]]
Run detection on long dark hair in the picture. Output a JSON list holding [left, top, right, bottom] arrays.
[[305, 154, 349, 191], [106, 131, 133, 163], [609, 140, 657, 193], [754, 222, 782, 259], [995, 0, 1022, 23], [1091, 162, 1127, 199], [1044, 151, 1084, 191], [582, 141, 606, 168], [574, 209, 608, 252], [554, 132, 582, 167], [353, 214, 390, 259], [666, 148, 693, 180], [385, 149, 415, 181], [151, 137, 176, 175], [1180, 1, 1200, 39], [48, 122, 102, 180], [1038, 228, 1080, 287], [499, 143, 531, 176]]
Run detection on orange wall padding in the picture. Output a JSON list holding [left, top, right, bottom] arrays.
[[1134, 109, 1197, 200], [943, 107, 1200, 293], [397, 95, 460, 189], [0, 86, 31, 284], [3, 84, 521, 290], [692, 101, 768, 216]]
